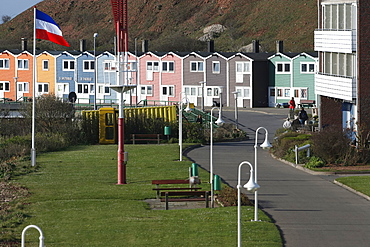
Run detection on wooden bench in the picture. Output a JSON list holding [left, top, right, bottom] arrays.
[[152, 179, 201, 199], [160, 191, 210, 210], [299, 100, 316, 108], [131, 134, 162, 144]]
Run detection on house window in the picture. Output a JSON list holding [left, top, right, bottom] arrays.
[[104, 61, 116, 71], [277, 89, 283, 97], [77, 83, 93, 94], [190, 61, 204, 72], [162, 61, 174, 72], [147, 61, 159, 72], [207, 88, 212, 96], [0, 59, 10, 69], [284, 89, 290, 97], [18, 82, 29, 93], [0, 82, 10, 91], [300, 89, 308, 99], [17, 59, 29, 70], [212, 61, 220, 73], [236, 62, 251, 83], [42, 60, 49, 71], [83, 60, 95, 72], [141, 85, 153, 96], [63, 60, 75, 71], [38, 83, 49, 94], [57, 83, 69, 94], [301, 63, 315, 73], [323, 3, 353, 31], [162, 86, 175, 96], [276, 63, 290, 73]]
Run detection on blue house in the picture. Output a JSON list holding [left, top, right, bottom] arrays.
[[56, 51, 79, 101]]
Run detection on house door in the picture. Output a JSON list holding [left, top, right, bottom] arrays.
[[268, 87, 276, 107]]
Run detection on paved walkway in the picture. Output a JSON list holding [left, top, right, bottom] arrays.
[[186, 107, 370, 247]]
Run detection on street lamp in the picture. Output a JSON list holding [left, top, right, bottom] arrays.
[[209, 106, 225, 207], [14, 77, 18, 101], [199, 81, 206, 111], [253, 127, 272, 221], [179, 92, 192, 161], [93, 32, 98, 110], [232, 91, 239, 129], [237, 161, 260, 247], [109, 84, 136, 184]]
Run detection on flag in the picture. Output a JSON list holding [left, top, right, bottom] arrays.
[[35, 9, 70, 47]]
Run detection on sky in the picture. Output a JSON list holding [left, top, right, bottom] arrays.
[[0, 0, 43, 21]]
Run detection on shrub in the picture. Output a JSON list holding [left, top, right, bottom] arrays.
[[304, 156, 325, 169], [272, 131, 312, 159], [217, 187, 252, 207]]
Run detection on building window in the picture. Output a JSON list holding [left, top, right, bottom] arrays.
[[162, 86, 175, 96], [63, 60, 75, 71], [276, 62, 290, 73], [0, 59, 10, 69], [147, 61, 159, 72], [42, 60, 49, 71], [83, 60, 95, 72], [57, 83, 69, 94], [18, 82, 29, 93], [17, 59, 29, 70], [322, 52, 354, 77], [323, 3, 353, 31], [212, 61, 220, 73], [77, 83, 93, 94], [190, 61, 204, 72], [301, 63, 315, 73], [162, 61, 174, 72], [104, 61, 116, 71], [141, 85, 153, 96], [38, 83, 49, 94], [0, 82, 10, 91], [277, 89, 283, 97], [236, 62, 251, 83]]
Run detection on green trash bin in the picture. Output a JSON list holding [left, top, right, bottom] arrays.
[[213, 175, 221, 191], [191, 163, 199, 177], [164, 126, 171, 136]]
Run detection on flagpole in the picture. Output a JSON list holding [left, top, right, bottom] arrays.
[[31, 6, 37, 166]]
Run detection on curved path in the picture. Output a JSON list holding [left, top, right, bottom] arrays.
[[186, 108, 370, 247]]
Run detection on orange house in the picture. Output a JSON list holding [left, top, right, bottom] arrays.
[[36, 51, 56, 97], [0, 50, 16, 101], [14, 51, 34, 101]]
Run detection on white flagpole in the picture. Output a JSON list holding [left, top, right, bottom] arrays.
[[31, 7, 37, 166]]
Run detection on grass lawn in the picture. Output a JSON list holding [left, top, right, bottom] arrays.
[[15, 144, 282, 246], [336, 176, 370, 197]]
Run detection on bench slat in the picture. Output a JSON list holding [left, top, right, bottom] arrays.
[[152, 179, 189, 185], [152, 187, 201, 191]]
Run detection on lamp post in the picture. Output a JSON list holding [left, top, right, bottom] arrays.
[[209, 106, 225, 207], [232, 91, 239, 129], [237, 161, 260, 247], [14, 77, 18, 102], [109, 85, 136, 184], [199, 81, 206, 111], [179, 92, 192, 161], [253, 127, 272, 221], [93, 33, 98, 110]]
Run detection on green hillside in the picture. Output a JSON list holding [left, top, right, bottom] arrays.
[[0, 0, 317, 52]]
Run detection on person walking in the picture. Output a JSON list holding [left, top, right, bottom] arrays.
[[289, 97, 296, 119]]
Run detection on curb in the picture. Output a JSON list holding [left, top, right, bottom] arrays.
[[273, 154, 370, 201], [333, 180, 370, 201]]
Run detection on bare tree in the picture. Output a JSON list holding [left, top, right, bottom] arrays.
[[1, 15, 11, 24]]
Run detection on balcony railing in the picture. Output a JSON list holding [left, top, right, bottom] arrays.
[[314, 29, 356, 53], [315, 73, 356, 101]]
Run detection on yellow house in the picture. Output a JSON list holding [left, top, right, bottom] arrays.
[[36, 51, 57, 97]]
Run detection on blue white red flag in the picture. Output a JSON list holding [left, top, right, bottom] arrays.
[[35, 9, 70, 47]]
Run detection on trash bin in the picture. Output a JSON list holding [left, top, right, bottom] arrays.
[[143, 99, 147, 106], [213, 175, 221, 191], [191, 163, 199, 177], [164, 126, 171, 136]]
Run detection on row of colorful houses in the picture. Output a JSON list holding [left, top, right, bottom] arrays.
[[0, 42, 317, 109]]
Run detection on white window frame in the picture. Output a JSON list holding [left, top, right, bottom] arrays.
[[42, 60, 49, 71], [162, 85, 175, 97], [83, 60, 95, 72], [103, 60, 116, 72], [18, 82, 29, 93], [17, 59, 29, 70], [235, 86, 251, 99], [212, 61, 220, 74], [190, 61, 204, 72], [162, 61, 175, 72], [276, 62, 291, 74], [300, 62, 315, 73], [63, 60, 75, 71], [37, 83, 49, 94], [98, 84, 111, 95], [0, 59, 10, 69], [140, 85, 153, 96], [77, 83, 94, 94], [236, 61, 251, 83], [0, 81, 10, 92], [57, 83, 69, 94]]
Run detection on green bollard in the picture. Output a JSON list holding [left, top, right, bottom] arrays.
[[191, 163, 199, 177], [213, 174, 221, 191]]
